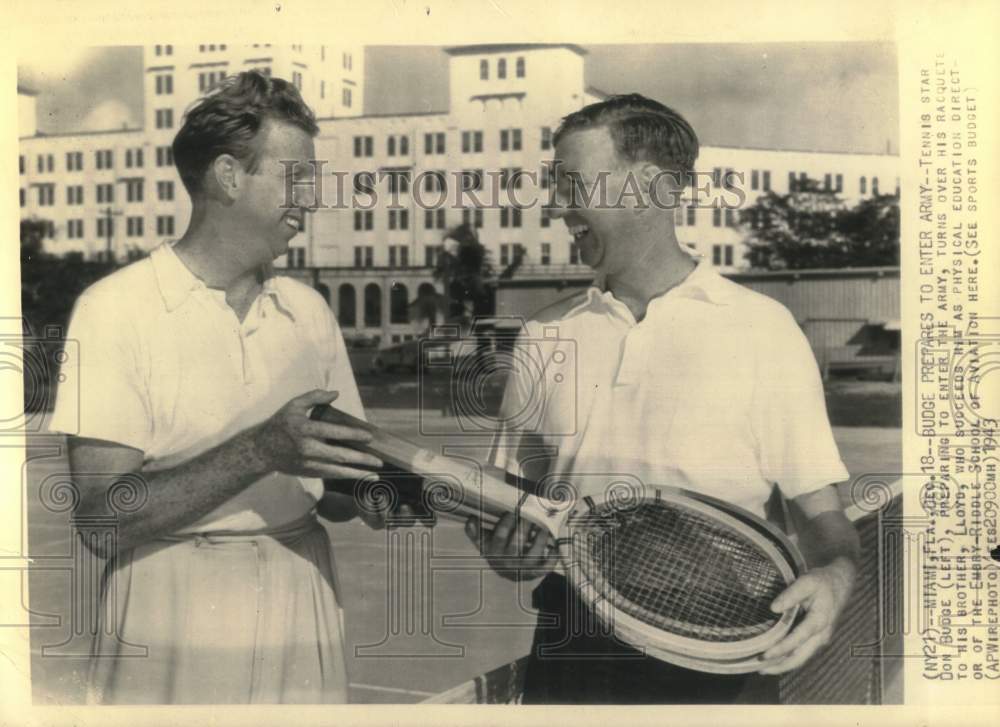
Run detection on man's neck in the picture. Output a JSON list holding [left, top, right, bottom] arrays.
[[173, 215, 266, 319], [603, 227, 697, 323]]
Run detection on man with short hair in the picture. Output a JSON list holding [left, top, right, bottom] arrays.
[[49, 71, 388, 704], [465, 94, 860, 704]]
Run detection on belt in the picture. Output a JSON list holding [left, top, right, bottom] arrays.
[[158, 509, 321, 547]]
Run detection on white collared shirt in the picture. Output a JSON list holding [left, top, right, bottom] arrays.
[[491, 256, 848, 519], [49, 241, 365, 532]]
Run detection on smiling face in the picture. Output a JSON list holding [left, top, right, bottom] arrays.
[[549, 126, 643, 275], [232, 119, 316, 263]]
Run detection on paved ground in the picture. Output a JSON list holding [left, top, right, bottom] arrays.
[[21, 412, 902, 705]]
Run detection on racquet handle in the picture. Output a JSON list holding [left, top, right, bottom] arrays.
[[310, 404, 555, 528]]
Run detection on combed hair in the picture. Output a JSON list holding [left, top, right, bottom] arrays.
[[553, 93, 699, 184], [172, 71, 319, 195]]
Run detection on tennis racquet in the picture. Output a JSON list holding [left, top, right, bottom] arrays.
[[311, 404, 807, 673]]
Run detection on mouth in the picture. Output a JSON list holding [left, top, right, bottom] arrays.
[[567, 223, 590, 242]]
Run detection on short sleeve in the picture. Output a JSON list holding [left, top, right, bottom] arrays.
[[750, 307, 849, 498], [316, 302, 366, 421], [48, 292, 153, 452]]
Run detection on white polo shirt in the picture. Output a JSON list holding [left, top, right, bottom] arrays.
[[48, 241, 365, 533], [491, 256, 848, 519]]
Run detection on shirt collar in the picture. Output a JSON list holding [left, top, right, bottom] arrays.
[[570, 254, 735, 318], [150, 242, 296, 319]]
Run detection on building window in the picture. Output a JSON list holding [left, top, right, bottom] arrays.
[[540, 208, 551, 228], [19, 155, 25, 174], [292, 71, 302, 90], [724, 208, 736, 227], [155, 74, 173, 95], [155, 181, 173, 201], [155, 109, 173, 129], [835, 173, 843, 193], [497, 58, 507, 79], [461, 130, 483, 153], [722, 168, 735, 190], [156, 215, 175, 236], [155, 44, 162, 56], [343, 52, 353, 70], [388, 245, 409, 268], [423, 132, 445, 155], [97, 217, 113, 238], [674, 206, 684, 227], [751, 170, 759, 191], [342, 87, 352, 107], [541, 126, 552, 150], [95, 149, 113, 169], [423, 170, 446, 193], [499, 243, 512, 266], [569, 241, 581, 264], [19, 188, 25, 207], [97, 183, 114, 203], [67, 219, 84, 239], [712, 208, 722, 227], [354, 246, 374, 268], [462, 207, 484, 229], [37, 184, 54, 206], [126, 180, 144, 203], [460, 169, 483, 192], [762, 170, 771, 191], [67, 185, 84, 205], [712, 245, 722, 266], [859, 176, 867, 195], [353, 135, 373, 158], [286, 247, 305, 268], [338, 284, 356, 327], [66, 151, 83, 171], [390, 284, 410, 324], [499, 128, 522, 152], [423, 208, 446, 230], [724, 245, 734, 266], [124, 148, 144, 168], [127, 216, 144, 237], [872, 177, 879, 195], [386, 135, 409, 157], [516, 56, 525, 78], [540, 241, 550, 265], [386, 171, 411, 195], [37, 154, 54, 173], [480, 59, 489, 80], [388, 209, 409, 230], [156, 146, 174, 167], [686, 207, 696, 225], [364, 283, 381, 327], [500, 207, 522, 228], [713, 167, 722, 187], [165, 45, 172, 55]]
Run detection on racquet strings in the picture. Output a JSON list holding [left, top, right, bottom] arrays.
[[569, 500, 790, 642]]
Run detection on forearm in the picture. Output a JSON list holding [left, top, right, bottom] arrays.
[[798, 510, 861, 593], [80, 426, 272, 555]]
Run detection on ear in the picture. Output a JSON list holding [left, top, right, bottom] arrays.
[[210, 154, 242, 201]]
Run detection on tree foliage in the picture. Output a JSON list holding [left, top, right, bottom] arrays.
[[742, 179, 899, 270], [434, 223, 496, 320]]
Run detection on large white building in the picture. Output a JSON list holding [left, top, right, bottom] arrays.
[[19, 43, 898, 344], [18, 42, 363, 261]]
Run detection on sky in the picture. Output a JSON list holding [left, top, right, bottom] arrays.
[[18, 43, 899, 154]]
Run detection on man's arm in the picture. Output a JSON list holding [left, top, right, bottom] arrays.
[[71, 389, 382, 558], [757, 483, 860, 674]]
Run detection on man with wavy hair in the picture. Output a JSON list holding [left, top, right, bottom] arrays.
[[466, 94, 861, 703], [49, 72, 387, 704]]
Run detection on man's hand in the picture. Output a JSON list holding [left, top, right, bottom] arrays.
[[465, 513, 556, 581], [756, 556, 856, 674], [252, 389, 383, 480]]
